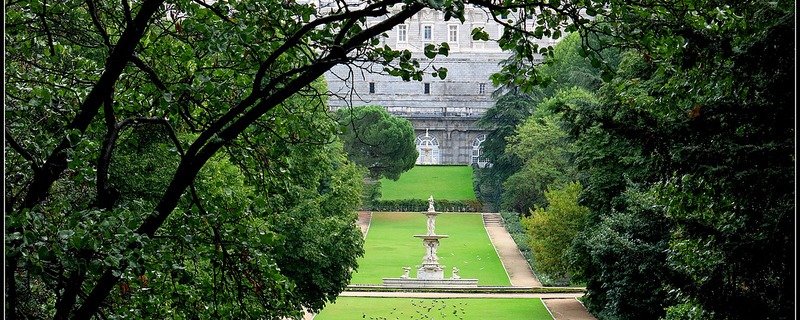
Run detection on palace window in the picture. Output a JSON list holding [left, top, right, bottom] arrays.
[[472, 134, 489, 168], [415, 131, 440, 165], [397, 24, 408, 43], [369, 82, 375, 94], [423, 25, 433, 41], [448, 25, 458, 43]]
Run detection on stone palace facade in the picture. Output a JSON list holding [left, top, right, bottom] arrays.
[[323, 3, 558, 166]]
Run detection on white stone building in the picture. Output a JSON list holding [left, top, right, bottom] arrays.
[[323, 4, 559, 165]]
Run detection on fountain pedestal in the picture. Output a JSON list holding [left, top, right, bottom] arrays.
[[413, 234, 448, 279]]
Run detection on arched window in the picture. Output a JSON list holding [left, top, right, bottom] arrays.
[[415, 131, 440, 165], [472, 134, 489, 168]]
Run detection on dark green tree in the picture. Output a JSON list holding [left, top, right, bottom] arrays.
[[473, 93, 540, 211], [564, 4, 794, 319], [537, 31, 621, 96], [335, 106, 417, 181], [501, 88, 594, 213], [571, 186, 674, 319], [475, 28, 619, 213]]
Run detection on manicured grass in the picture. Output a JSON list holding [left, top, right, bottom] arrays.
[[350, 212, 510, 286], [380, 166, 476, 200], [315, 297, 552, 319]]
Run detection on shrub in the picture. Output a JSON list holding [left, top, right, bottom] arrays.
[[510, 233, 531, 252], [361, 180, 382, 210]]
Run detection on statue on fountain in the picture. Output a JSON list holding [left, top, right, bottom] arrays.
[[426, 196, 437, 235], [401, 267, 411, 279]]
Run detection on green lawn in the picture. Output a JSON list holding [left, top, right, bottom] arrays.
[[315, 297, 552, 319], [350, 212, 510, 286], [380, 166, 476, 200]]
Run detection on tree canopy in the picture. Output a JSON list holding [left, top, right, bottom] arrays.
[[335, 106, 417, 181], [473, 1, 793, 318]]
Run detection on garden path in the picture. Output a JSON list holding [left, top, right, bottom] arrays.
[[483, 212, 595, 319], [482, 213, 542, 287], [356, 211, 372, 238], [542, 298, 597, 320]]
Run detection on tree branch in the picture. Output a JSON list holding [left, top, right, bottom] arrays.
[[86, 0, 113, 49], [193, 0, 234, 23], [252, 0, 398, 93], [5, 129, 41, 174], [39, 0, 56, 56], [17, 0, 166, 213], [130, 53, 168, 90], [72, 4, 426, 317], [121, 0, 132, 25], [95, 117, 183, 210]]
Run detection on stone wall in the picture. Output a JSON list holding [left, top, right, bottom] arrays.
[[406, 115, 490, 166]]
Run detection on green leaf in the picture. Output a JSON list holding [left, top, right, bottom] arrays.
[[438, 42, 450, 56], [471, 27, 490, 41], [58, 230, 75, 240], [600, 69, 613, 82], [437, 67, 448, 80], [424, 44, 436, 59]]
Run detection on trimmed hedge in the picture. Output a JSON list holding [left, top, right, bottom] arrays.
[[368, 199, 483, 212]]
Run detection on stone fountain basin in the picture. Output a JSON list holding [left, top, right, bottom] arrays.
[[381, 278, 479, 288]]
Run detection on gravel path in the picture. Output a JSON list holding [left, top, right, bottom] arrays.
[[482, 213, 542, 287], [543, 298, 596, 320], [356, 211, 372, 239]]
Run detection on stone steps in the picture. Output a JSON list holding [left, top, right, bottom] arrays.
[[482, 213, 504, 227]]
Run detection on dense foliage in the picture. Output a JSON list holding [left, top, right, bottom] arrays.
[[474, 93, 539, 211], [335, 106, 417, 181], [474, 32, 617, 212], [511, 4, 794, 320], [478, 1, 794, 319], [501, 88, 594, 213], [567, 4, 794, 317], [523, 181, 589, 283]]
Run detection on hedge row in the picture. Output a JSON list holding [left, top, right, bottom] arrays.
[[368, 199, 483, 212]]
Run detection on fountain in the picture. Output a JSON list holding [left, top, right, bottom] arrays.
[[414, 195, 449, 279], [381, 196, 479, 288]]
